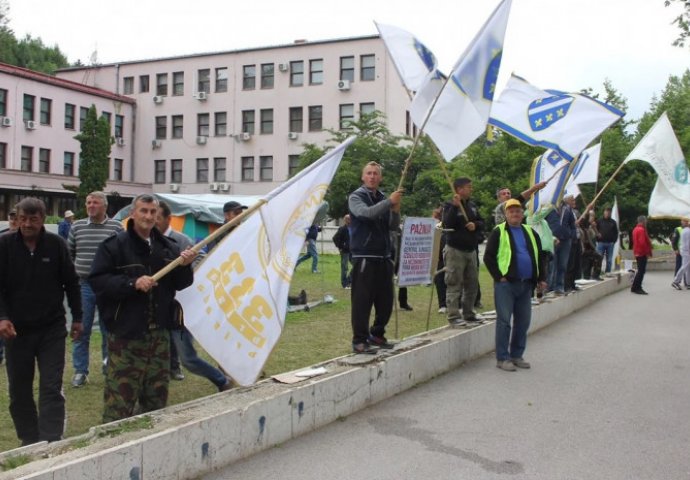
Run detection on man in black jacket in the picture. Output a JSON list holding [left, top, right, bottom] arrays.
[[0, 198, 82, 446], [596, 206, 619, 274], [332, 214, 352, 288], [89, 194, 197, 422], [442, 177, 484, 326]]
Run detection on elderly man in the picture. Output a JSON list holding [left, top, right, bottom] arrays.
[[596, 207, 619, 273], [484, 199, 547, 372], [0, 198, 82, 445], [631, 215, 653, 295]]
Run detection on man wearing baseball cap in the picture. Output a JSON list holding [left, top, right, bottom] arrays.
[[484, 199, 547, 372]]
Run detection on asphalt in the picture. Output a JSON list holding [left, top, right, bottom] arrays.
[[204, 270, 690, 480]]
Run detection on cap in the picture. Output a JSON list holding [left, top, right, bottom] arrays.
[[64, 210, 75, 218], [504, 199, 522, 210], [223, 201, 248, 213]]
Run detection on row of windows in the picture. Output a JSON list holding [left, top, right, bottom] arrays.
[[153, 103, 375, 139], [0, 143, 123, 180], [153, 155, 301, 184], [123, 54, 376, 95]]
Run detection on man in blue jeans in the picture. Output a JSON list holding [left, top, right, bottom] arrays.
[[546, 199, 575, 295], [484, 199, 547, 372], [596, 206, 619, 273], [295, 224, 321, 273]]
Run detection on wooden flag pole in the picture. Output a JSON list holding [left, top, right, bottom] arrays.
[[577, 160, 627, 223]]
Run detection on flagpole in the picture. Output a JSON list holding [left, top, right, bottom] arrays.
[[577, 159, 627, 223], [152, 199, 267, 282]]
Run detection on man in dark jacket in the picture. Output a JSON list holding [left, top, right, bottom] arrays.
[[332, 214, 352, 288], [595, 206, 619, 274], [442, 177, 484, 326], [546, 199, 576, 294], [0, 198, 82, 446], [484, 199, 547, 371], [89, 194, 197, 422]]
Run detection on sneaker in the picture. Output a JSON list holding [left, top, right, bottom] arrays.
[[368, 335, 395, 349], [671, 282, 682, 291], [511, 358, 531, 369], [448, 318, 466, 328], [219, 378, 236, 392], [496, 360, 517, 372], [399, 304, 413, 311], [344, 285, 351, 290], [71, 373, 88, 388], [631, 288, 648, 295], [171, 368, 185, 381], [438, 307, 447, 314], [352, 342, 379, 354]]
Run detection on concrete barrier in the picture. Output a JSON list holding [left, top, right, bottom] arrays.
[[0, 275, 629, 480]]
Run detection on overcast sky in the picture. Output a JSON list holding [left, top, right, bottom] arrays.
[[7, 0, 689, 121]]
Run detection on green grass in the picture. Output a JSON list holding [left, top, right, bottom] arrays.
[[0, 254, 495, 453]]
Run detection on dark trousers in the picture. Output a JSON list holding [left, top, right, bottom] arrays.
[[434, 254, 447, 308], [581, 249, 603, 279], [351, 257, 394, 344], [565, 240, 583, 290], [398, 287, 408, 307], [6, 321, 67, 445], [632, 256, 648, 291]]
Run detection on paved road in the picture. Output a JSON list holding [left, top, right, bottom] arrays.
[[205, 271, 690, 480]]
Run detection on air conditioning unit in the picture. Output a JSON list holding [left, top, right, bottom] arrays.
[[219, 182, 230, 191], [195, 91, 208, 101], [152, 139, 162, 149], [337, 79, 351, 91], [196, 136, 207, 145], [115, 137, 125, 146], [25, 120, 37, 130], [209, 182, 219, 191], [278, 63, 289, 72], [153, 95, 164, 104], [1, 117, 12, 127], [240, 132, 251, 141], [169, 183, 180, 192], [288, 132, 298, 140]]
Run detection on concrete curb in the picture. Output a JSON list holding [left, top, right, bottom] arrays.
[[1, 275, 628, 480]]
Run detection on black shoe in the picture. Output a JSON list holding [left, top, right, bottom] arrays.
[[399, 304, 413, 311], [631, 288, 648, 295], [352, 342, 379, 354], [368, 335, 395, 349]]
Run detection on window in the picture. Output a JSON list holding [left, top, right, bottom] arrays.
[[242, 110, 255, 134], [79, 107, 88, 131], [154, 160, 166, 184], [196, 158, 209, 183], [243, 65, 256, 90], [290, 61, 304, 87], [310, 59, 323, 85], [171, 159, 183, 183], [308, 105, 323, 131], [261, 63, 274, 89], [360, 54, 376, 81], [197, 113, 210, 137], [21, 146, 33, 172], [340, 56, 355, 81], [260, 109, 273, 134], [114, 115, 124, 138], [241, 156, 254, 181], [288, 154, 301, 177], [170, 71, 183, 96], [113, 158, 123, 181], [0, 142, 6, 169], [123, 76, 134, 94], [360, 102, 375, 116], [197, 69, 210, 94], [156, 73, 168, 96], [260, 156, 273, 181], [39, 98, 52, 125], [214, 157, 226, 182], [64, 152, 75, 176], [139, 75, 150, 93], [23, 94, 35, 122], [101, 111, 112, 127], [155, 116, 167, 139], [0, 89, 6, 116], [64, 103, 75, 129], [214, 112, 227, 136], [339, 104, 355, 129], [38, 148, 50, 173], [289, 107, 303, 132], [215, 67, 228, 93], [172, 115, 183, 138]]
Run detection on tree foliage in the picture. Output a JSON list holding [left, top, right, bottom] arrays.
[[665, 0, 690, 48], [74, 105, 113, 216]]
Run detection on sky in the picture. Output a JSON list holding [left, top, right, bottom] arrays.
[[7, 0, 690, 121]]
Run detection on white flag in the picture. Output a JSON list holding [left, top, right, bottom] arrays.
[[489, 75, 624, 160], [375, 22, 438, 92], [624, 112, 690, 207], [648, 178, 690, 218], [410, 0, 512, 160], [565, 143, 601, 197], [611, 197, 622, 270], [177, 137, 355, 386], [528, 149, 573, 215]]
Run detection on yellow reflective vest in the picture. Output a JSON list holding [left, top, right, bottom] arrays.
[[497, 222, 539, 277]]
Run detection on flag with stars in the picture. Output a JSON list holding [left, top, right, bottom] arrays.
[[410, 0, 512, 160], [489, 74, 624, 160], [528, 149, 575, 215]]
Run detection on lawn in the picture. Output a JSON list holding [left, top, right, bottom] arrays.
[[0, 254, 495, 453]]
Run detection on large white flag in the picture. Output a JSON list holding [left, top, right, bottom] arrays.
[[565, 143, 601, 197], [177, 138, 355, 386], [489, 75, 624, 161], [528, 149, 573, 215], [611, 197, 622, 271], [648, 178, 690, 218], [410, 0, 512, 160], [623, 112, 690, 209], [375, 22, 438, 92]]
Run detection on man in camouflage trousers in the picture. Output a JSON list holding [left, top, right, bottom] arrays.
[[89, 194, 197, 422]]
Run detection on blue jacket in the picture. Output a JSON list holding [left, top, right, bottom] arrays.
[[546, 205, 576, 241]]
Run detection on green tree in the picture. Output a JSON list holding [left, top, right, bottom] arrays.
[[665, 0, 690, 47], [74, 105, 113, 215]]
